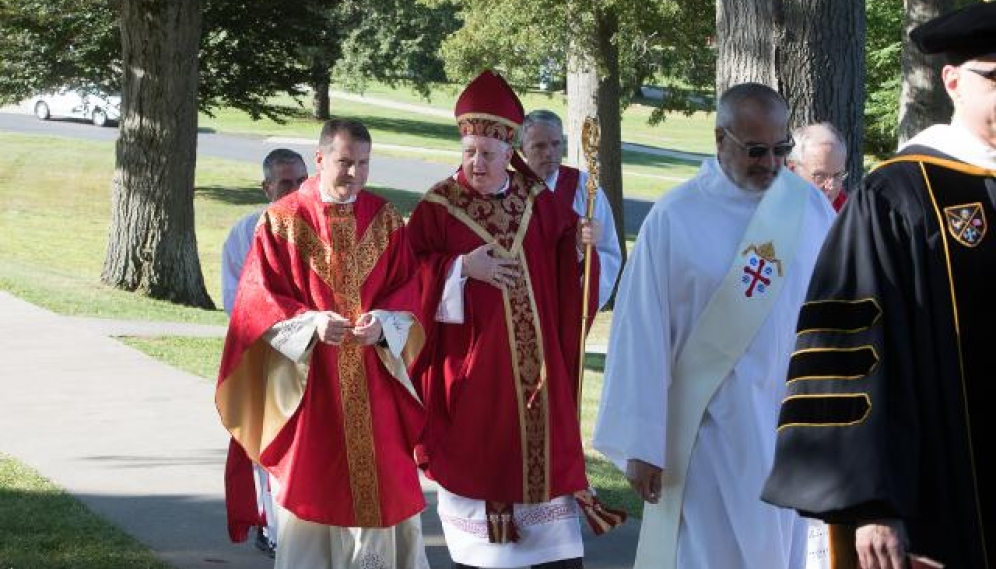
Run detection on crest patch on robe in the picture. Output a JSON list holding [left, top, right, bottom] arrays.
[[740, 241, 783, 298], [943, 202, 986, 247]]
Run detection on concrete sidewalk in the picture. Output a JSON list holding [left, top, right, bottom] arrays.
[[0, 291, 638, 569]]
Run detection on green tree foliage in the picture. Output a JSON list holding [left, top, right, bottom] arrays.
[[0, 0, 119, 102], [865, 0, 903, 157], [0, 0, 314, 118], [434, 0, 714, 117], [331, 0, 460, 98], [0, 0, 457, 119]]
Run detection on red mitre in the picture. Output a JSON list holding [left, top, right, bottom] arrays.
[[454, 70, 524, 144]]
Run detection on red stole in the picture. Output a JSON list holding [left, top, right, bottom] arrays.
[[551, 165, 581, 211], [832, 190, 848, 212], [216, 181, 425, 528], [408, 170, 597, 504]]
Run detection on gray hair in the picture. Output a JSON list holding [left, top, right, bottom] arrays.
[[262, 148, 306, 182], [788, 122, 847, 163], [520, 109, 564, 145], [715, 83, 787, 130]]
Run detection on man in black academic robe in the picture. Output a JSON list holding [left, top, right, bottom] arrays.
[[762, 4, 996, 568]]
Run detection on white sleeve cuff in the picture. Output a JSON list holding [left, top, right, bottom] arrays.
[[368, 309, 413, 358], [435, 256, 467, 324], [263, 311, 323, 364]]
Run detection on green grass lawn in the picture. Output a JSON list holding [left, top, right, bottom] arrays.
[[197, 84, 712, 201], [0, 455, 173, 569]]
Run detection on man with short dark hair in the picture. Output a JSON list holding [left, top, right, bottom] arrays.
[[217, 119, 429, 569], [221, 147, 307, 557], [763, 3, 996, 568], [595, 82, 835, 569]]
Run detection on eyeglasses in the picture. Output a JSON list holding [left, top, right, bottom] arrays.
[[808, 170, 849, 186], [722, 128, 795, 159], [965, 67, 996, 82]]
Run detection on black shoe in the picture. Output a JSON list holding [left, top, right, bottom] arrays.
[[254, 527, 271, 554]]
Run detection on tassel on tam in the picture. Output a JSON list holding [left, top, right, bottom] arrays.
[[574, 488, 627, 535], [485, 501, 520, 543]]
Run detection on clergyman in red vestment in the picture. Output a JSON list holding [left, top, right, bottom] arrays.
[[215, 118, 429, 569], [406, 70, 601, 569]]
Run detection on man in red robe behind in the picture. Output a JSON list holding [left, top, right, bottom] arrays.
[[407, 70, 603, 569], [216, 118, 429, 569]]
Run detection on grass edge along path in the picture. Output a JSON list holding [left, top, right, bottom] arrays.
[[0, 454, 173, 569]]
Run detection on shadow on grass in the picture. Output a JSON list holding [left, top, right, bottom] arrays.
[[267, 103, 456, 148], [0, 463, 174, 569], [366, 185, 425, 217], [622, 148, 706, 168], [196, 185, 267, 206], [194, 184, 423, 217], [350, 114, 456, 147], [584, 352, 606, 373]]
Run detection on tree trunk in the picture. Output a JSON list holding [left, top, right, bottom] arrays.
[[102, 0, 213, 309], [715, 0, 781, 94], [716, 0, 865, 183], [566, 53, 599, 172], [778, 0, 865, 184], [898, 0, 953, 145], [594, 9, 626, 271], [311, 60, 331, 120]]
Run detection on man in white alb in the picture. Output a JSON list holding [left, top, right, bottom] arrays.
[[593, 83, 835, 569]]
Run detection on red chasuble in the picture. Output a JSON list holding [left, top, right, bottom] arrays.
[[550, 165, 581, 212], [407, 169, 599, 504], [216, 179, 425, 528]]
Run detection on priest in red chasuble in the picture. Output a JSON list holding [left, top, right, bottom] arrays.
[[216, 118, 429, 569], [407, 70, 603, 569]]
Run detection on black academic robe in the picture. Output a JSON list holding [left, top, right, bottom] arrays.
[[762, 146, 993, 569]]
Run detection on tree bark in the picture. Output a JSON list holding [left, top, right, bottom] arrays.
[[594, 9, 626, 272], [311, 60, 331, 120], [778, 0, 865, 183], [898, 0, 953, 145], [102, 0, 213, 309], [566, 53, 599, 172], [567, 8, 626, 305], [715, 0, 781, 94], [716, 0, 865, 184]]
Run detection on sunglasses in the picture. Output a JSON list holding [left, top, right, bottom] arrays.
[[965, 67, 996, 82], [723, 128, 795, 159]]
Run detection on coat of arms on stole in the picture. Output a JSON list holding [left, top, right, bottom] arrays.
[[740, 241, 783, 298]]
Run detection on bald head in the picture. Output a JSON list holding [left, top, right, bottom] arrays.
[[714, 83, 791, 192]]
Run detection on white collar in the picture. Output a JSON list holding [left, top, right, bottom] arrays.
[[900, 120, 996, 170]]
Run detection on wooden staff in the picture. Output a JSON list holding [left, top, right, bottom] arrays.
[[577, 116, 600, 418]]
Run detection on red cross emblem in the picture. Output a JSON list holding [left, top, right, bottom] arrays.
[[740, 242, 783, 298]]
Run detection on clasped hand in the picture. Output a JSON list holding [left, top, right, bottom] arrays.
[[462, 243, 520, 288], [315, 311, 382, 346]]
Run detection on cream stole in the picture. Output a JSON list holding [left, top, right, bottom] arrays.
[[635, 169, 809, 569]]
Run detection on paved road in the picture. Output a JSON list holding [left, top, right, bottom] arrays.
[[0, 292, 640, 569], [0, 111, 658, 234]]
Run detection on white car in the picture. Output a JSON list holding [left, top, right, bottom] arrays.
[[31, 87, 121, 127]]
